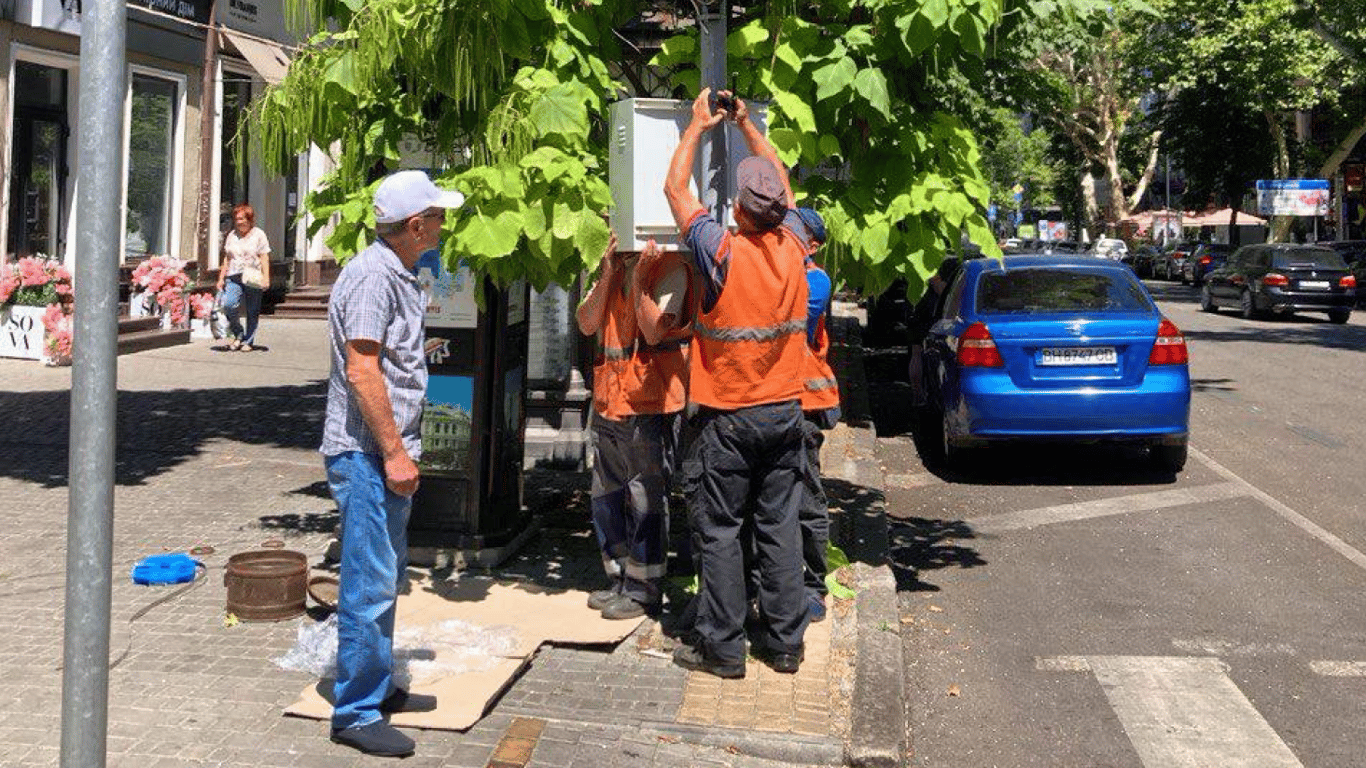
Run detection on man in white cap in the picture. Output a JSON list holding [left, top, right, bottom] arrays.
[[320, 170, 463, 757]]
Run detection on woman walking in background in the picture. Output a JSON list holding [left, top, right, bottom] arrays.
[[217, 203, 271, 351]]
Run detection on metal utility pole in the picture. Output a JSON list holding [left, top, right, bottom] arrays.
[[697, 2, 728, 225], [61, 0, 125, 765]]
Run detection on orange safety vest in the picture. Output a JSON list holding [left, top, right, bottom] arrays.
[[801, 309, 840, 413], [689, 228, 808, 410], [593, 258, 693, 419]]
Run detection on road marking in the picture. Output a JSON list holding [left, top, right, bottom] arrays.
[[1192, 447, 1366, 573], [1308, 661, 1366, 677], [1039, 656, 1304, 768], [1171, 638, 1296, 656], [967, 482, 1245, 532]]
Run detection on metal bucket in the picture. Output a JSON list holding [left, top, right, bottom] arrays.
[[224, 550, 308, 621]]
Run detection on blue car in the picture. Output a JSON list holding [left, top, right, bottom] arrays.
[[919, 255, 1192, 472]]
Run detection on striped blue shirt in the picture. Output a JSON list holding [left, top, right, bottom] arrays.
[[320, 238, 428, 460]]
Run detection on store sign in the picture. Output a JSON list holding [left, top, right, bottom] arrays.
[[1256, 179, 1330, 217], [221, 0, 292, 44], [15, 0, 211, 31]]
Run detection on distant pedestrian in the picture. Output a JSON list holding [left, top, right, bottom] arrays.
[[577, 230, 694, 620], [320, 170, 463, 758], [666, 88, 810, 678], [217, 203, 270, 351]]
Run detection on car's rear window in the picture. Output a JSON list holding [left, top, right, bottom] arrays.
[[976, 268, 1151, 313], [1272, 250, 1347, 269]]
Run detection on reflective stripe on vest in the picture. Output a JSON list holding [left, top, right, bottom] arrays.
[[693, 317, 806, 343]]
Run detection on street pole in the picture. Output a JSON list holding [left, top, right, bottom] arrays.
[[698, 2, 727, 225], [61, 0, 125, 765]]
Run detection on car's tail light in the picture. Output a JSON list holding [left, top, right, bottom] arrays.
[[1149, 318, 1188, 365], [957, 322, 1003, 368], [1199, 255, 1212, 266], [1262, 273, 1289, 287], [1341, 275, 1357, 288]]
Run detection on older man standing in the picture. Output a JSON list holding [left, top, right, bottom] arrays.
[[320, 170, 463, 757], [666, 89, 811, 678]]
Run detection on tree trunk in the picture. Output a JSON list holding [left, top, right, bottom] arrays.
[[1081, 171, 1100, 237], [1228, 205, 1241, 247], [1127, 129, 1163, 214], [1265, 112, 1293, 243]]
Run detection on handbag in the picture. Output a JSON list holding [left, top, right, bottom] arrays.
[[240, 265, 265, 289]]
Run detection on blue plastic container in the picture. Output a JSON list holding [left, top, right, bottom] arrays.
[[131, 553, 200, 585]]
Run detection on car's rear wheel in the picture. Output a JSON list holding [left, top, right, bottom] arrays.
[[1328, 309, 1351, 324], [941, 411, 971, 470], [1151, 441, 1187, 473], [1240, 289, 1258, 319], [1200, 284, 1218, 313]]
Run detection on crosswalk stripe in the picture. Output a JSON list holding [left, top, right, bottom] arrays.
[[1309, 661, 1366, 677], [967, 482, 1245, 532], [1041, 656, 1304, 768]]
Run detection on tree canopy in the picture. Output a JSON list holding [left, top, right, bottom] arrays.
[[253, 0, 1111, 300]]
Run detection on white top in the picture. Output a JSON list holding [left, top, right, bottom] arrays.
[[223, 227, 271, 276]]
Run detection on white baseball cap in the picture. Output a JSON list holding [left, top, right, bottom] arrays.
[[373, 170, 466, 224]]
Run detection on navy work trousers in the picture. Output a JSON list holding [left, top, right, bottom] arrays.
[[684, 401, 808, 663]]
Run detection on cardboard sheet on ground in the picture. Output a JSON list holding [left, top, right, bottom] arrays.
[[284, 578, 640, 731]]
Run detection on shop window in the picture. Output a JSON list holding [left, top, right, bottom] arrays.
[[125, 74, 178, 260], [219, 76, 253, 233], [7, 61, 69, 259]]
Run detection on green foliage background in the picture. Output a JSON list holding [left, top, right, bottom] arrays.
[[252, 0, 1121, 301]]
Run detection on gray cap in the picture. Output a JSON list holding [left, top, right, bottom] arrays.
[[735, 156, 786, 229]]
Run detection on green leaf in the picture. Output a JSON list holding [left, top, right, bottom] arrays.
[[813, 57, 858, 102], [852, 68, 892, 122], [922, 0, 951, 27], [771, 89, 817, 132], [323, 51, 358, 96], [729, 21, 770, 57], [768, 128, 803, 165], [774, 41, 804, 76], [818, 134, 842, 158], [952, 10, 986, 56], [530, 84, 589, 139], [460, 208, 524, 258]]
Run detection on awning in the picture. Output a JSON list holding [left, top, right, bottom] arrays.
[[220, 29, 291, 85]]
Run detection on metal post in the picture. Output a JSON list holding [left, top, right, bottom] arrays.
[[61, 0, 125, 765], [698, 4, 728, 225]]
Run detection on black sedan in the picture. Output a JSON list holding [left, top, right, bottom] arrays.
[[1323, 240, 1366, 307], [1200, 243, 1356, 323], [1181, 243, 1233, 286]]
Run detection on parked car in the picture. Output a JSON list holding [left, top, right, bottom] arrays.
[[1200, 243, 1355, 323], [1091, 237, 1130, 261], [1323, 240, 1366, 307], [1131, 245, 1163, 278], [1154, 241, 1199, 281], [918, 255, 1192, 472], [1047, 240, 1081, 254], [1181, 243, 1234, 286]]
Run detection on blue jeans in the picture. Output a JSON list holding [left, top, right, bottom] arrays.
[[324, 451, 411, 732], [220, 275, 262, 345]]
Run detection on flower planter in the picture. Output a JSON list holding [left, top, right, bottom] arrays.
[[0, 305, 47, 361]]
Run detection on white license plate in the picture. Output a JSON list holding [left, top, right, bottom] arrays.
[[1040, 347, 1117, 366], [1299, 280, 1329, 289]]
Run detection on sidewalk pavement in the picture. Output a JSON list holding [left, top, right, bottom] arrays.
[[0, 307, 903, 768]]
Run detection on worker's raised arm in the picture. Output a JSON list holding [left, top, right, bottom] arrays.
[[665, 88, 726, 232]]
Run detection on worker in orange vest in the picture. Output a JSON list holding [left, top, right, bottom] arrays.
[[576, 228, 694, 620], [791, 207, 840, 622], [665, 88, 810, 678]]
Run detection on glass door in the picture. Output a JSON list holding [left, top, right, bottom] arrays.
[[7, 62, 69, 259]]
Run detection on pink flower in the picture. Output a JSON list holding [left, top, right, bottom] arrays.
[[18, 258, 47, 287], [0, 272, 18, 304]]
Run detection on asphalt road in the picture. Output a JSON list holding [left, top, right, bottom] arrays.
[[867, 280, 1366, 768]]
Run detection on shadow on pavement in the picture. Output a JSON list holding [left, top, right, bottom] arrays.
[[886, 516, 985, 592], [1183, 321, 1366, 352], [0, 382, 327, 488]]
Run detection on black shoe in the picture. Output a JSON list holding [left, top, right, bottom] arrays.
[[672, 644, 745, 679], [759, 647, 804, 674], [600, 593, 652, 620], [586, 587, 618, 610], [381, 688, 437, 713], [331, 721, 415, 757]]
